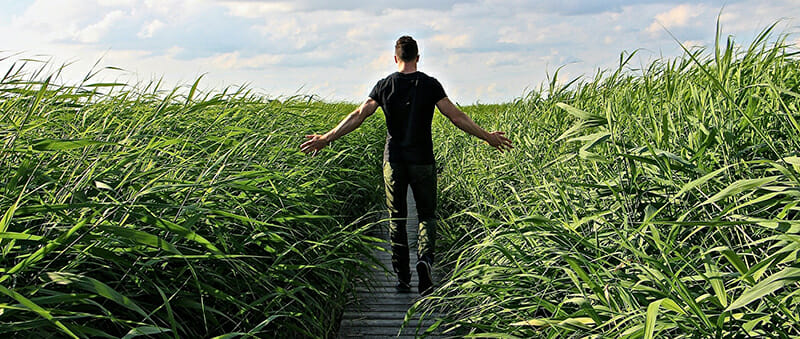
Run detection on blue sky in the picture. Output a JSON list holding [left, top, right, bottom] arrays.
[[0, 0, 798, 103]]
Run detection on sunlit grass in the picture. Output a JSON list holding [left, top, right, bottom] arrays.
[[421, 23, 800, 338], [0, 58, 387, 337], [2, 22, 799, 339]]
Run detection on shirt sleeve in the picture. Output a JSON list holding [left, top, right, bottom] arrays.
[[368, 80, 383, 105], [430, 78, 447, 103]]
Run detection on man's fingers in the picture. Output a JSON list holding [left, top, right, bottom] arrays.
[[301, 134, 323, 155], [301, 141, 317, 154], [499, 135, 513, 149]]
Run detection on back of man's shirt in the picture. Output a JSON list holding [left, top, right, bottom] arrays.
[[369, 71, 447, 164]]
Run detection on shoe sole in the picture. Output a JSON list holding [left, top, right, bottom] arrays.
[[416, 261, 433, 296]]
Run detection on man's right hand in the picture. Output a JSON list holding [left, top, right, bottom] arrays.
[[485, 131, 513, 152], [300, 134, 329, 155]]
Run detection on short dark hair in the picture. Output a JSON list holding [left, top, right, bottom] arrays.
[[395, 36, 418, 62]]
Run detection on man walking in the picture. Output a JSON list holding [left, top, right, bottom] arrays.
[[300, 36, 512, 295]]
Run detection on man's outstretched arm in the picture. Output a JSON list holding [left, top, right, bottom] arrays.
[[300, 98, 379, 155], [436, 97, 513, 152]]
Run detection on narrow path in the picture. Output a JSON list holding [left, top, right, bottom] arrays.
[[338, 190, 444, 338]]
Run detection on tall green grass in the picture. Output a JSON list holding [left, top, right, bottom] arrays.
[[3, 22, 799, 339], [0, 59, 386, 337], [421, 24, 800, 338]]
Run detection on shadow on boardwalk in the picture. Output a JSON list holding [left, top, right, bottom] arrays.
[[338, 190, 445, 338]]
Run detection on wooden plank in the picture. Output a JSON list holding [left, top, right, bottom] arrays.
[[338, 189, 445, 338], [339, 326, 441, 336], [339, 327, 443, 337], [340, 319, 439, 327], [342, 312, 417, 320]]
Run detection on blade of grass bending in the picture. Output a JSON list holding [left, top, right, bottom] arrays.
[[556, 102, 607, 123], [46, 272, 150, 319], [0, 216, 91, 284], [726, 266, 800, 311], [121, 326, 172, 339], [464, 333, 521, 339], [139, 213, 222, 254], [185, 74, 204, 106], [645, 298, 686, 339], [0, 284, 78, 338], [699, 176, 780, 206], [30, 138, 116, 151], [0, 202, 16, 234], [703, 254, 728, 307], [0, 232, 43, 241], [705, 246, 754, 284], [97, 224, 181, 254], [17, 75, 50, 135], [563, 255, 606, 303]]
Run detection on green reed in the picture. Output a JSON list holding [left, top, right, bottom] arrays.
[[419, 23, 800, 338], [0, 59, 386, 338]]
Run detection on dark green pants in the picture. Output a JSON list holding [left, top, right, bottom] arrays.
[[383, 162, 437, 283]]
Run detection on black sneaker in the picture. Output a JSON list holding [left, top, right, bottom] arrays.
[[395, 281, 412, 293], [416, 261, 433, 296]]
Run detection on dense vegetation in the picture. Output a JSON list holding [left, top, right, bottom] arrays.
[[2, 23, 799, 338], [422, 24, 800, 338], [0, 61, 386, 337]]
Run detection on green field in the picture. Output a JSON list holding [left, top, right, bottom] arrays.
[[2, 25, 799, 338]]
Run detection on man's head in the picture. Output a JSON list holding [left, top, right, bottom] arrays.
[[395, 36, 419, 63]]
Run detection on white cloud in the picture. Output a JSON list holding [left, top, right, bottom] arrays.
[[97, 0, 136, 6], [476, 83, 499, 98], [144, 0, 204, 17], [166, 46, 185, 57], [682, 40, 705, 49], [75, 10, 128, 43], [498, 26, 534, 44], [430, 33, 472, 49], [203, 51, 284, 70], [221, 1, 294, 17], [368, 51, 395, 71], [137, 19, 165, 39], [646, 4, 705, 36], [1, 0, 797, 104], [719, 12, 739, 25], [446, 54, 461, 67], [11, 1, 93, 41], [485, 52, 524, 67], [220, 0, 471, 14]]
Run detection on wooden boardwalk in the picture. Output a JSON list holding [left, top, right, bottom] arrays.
[[338, 190, 444, 338]]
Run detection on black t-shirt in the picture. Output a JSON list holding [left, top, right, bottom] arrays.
[[369, 71, 447, 164]]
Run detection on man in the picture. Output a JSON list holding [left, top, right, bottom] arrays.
[[300, 36, 512, 295]]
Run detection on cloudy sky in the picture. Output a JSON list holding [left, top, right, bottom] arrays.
[[0, 0, 798, 103]]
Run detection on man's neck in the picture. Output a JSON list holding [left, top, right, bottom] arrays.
[[397, 62, 417, 74]]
